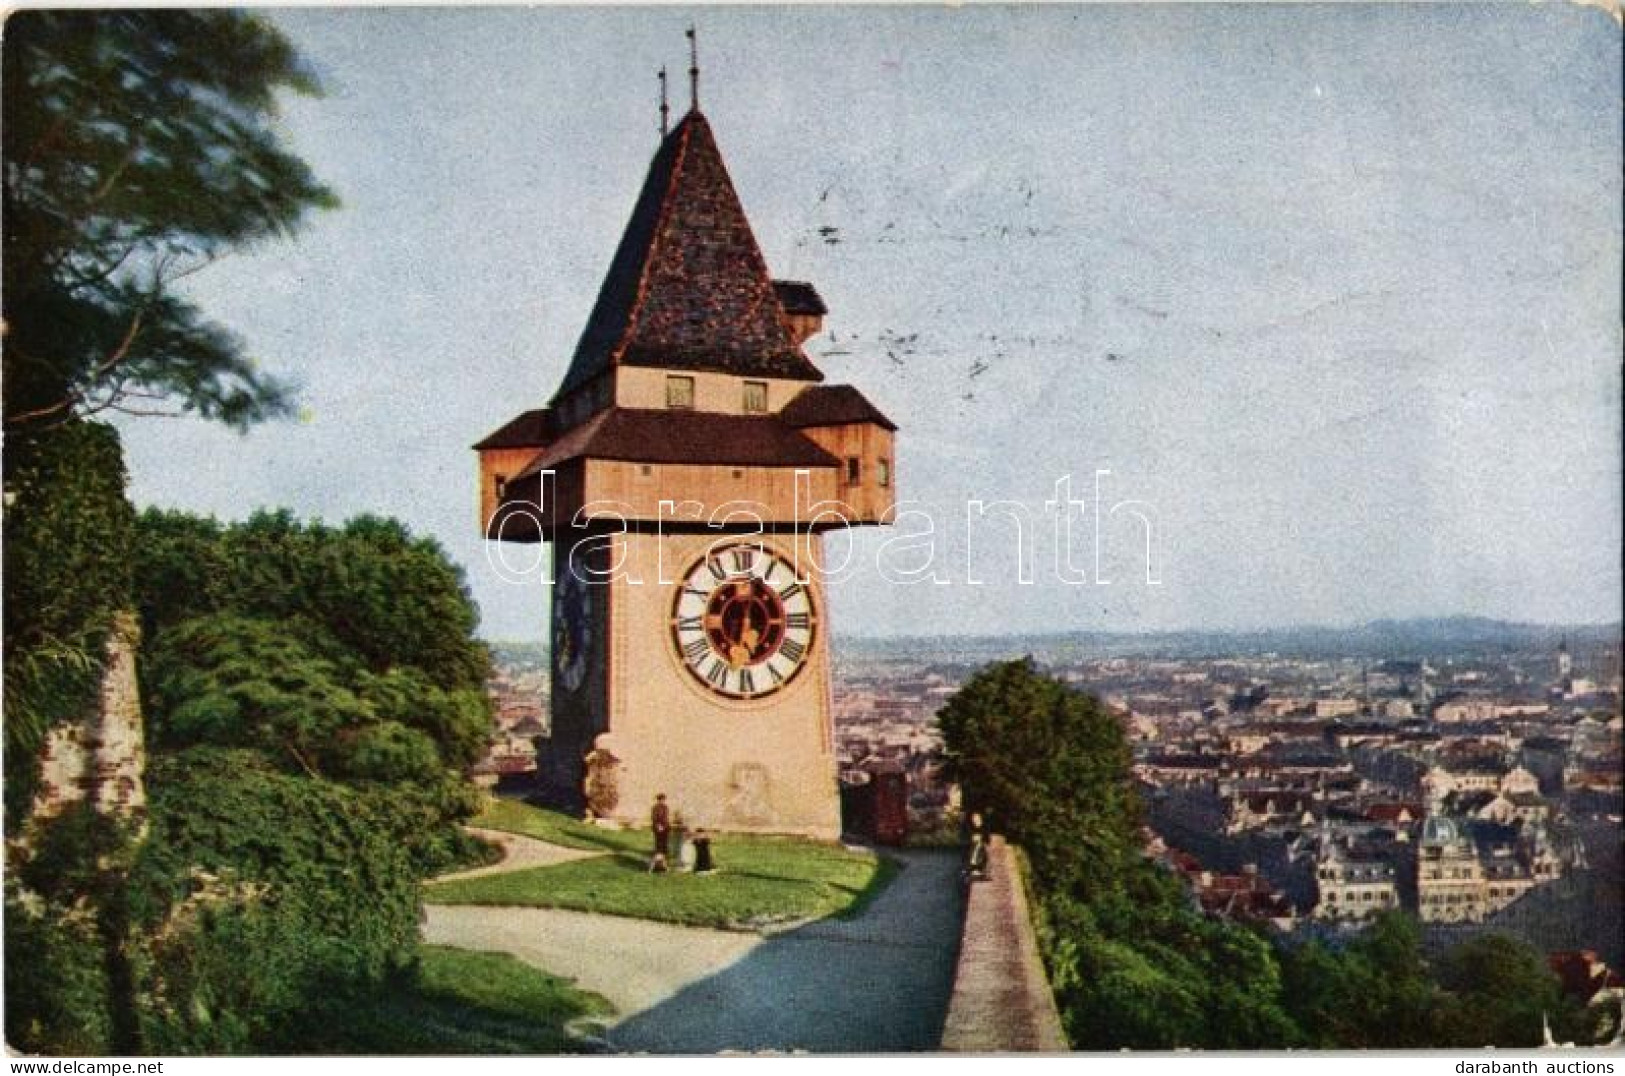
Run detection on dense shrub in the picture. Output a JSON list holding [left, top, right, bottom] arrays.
[[4, 884, 116, 1054], [134, 511, 496, 881], [126, 748, 422, 1053], [133, 509, 490, 693], [2, 421, 134, 823]]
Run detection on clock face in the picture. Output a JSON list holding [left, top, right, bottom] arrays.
[[553, 560, 592, 693], [670, 542, 816, 700]]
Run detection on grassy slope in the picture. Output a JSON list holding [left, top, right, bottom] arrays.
[[308, 945, 613, 1054], [433, 800, 897, 929], [471, 797, 650, 853]]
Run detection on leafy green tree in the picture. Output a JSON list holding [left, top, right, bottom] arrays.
[[143, 611, 489, 788], [2, 10, 336, 432], [134, 509, 492, 696], [339, 722, 444, 784], [1433, 933, 1572, 1047], [937, 657, 1141, 897], [1278, 911, 1444, 1047], [1193, 918, 1301, 1047], [1346, 911, 1442, 1046], [1278, 937, 1371, 1047], [127, 509, 234, 640], [143, 614, 373, 776], [357, 666, 491, 771]]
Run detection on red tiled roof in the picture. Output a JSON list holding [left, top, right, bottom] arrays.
[[555, 111, 824, 398], [512, 407, 839, 475], [1364, 803, 1422, 823], [780, 384, 898, 431]]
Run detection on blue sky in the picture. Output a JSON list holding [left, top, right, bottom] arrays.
[[114, 4, 1622, 641]]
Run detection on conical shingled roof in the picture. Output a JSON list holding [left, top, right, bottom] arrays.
[[553, 111, 823, 400]]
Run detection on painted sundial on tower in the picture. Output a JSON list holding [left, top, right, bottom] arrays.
[[670, 542, 815, 700]]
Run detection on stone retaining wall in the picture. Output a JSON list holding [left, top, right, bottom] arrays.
[[940, 836, 1068, 1052]]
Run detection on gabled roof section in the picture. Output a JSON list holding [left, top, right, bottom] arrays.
[[512, 407, 839, 475], [554, 111, 824, 400], [779, 384, 897, 431], [473, 408, 553, 450]]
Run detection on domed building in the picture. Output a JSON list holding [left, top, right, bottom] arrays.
[[1417, 813, 1486, 922]]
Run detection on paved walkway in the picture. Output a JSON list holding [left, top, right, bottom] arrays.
[[940, 837, 1067, 1051], [428, 826, 603, 883], [422, 848, 964, 1054], [607, 849, 963, 1053]]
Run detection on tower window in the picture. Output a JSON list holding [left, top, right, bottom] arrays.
[[846, 457, 861, 485], [877, 458, 891, 488], [666, 375, 695, 409], [743, 380, 768, 414], [494, 474, 507, 499]]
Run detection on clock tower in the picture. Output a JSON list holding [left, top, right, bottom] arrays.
[[474, 99, 896, 839]]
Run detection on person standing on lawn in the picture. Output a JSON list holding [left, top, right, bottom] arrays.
[[691, 827, 715, 873], [650, 793, 672, 872]]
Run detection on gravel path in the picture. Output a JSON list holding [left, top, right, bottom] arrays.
[[424, 848, 965, 1054], [428, 826, 603, 883], [422, 903, 763, 1018]]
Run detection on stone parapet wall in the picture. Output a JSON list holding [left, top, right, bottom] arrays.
[[940, 836, 1068, 1052]]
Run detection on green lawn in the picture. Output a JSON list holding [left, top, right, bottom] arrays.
[[471, 797, 650, 854], [434, 801, 897, 930], [306, 944, 613, 1054]]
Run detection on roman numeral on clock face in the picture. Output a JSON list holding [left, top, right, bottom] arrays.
[[786, 612, 810, 630], [706, 659, 728, 686], [780, 637, 806, 664], [777, 581, 803, 602], [731, 549, 755, 574], [684, 637, 711, 662], [738, 668, 755, 695]]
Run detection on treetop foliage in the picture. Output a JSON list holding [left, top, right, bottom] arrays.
[[3, 9, 337, 431], [937, 657, 1141, 898], [134, 509, 493, 784], [133, 508, 490, 692]]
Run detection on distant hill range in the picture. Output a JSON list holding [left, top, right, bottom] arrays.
[[840, 617, 1622, 664]]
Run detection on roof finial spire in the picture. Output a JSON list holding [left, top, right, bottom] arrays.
[[686, 24, 699, 112], [658, 66, 670, 137]]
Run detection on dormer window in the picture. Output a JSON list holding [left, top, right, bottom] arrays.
[[666, 375, 695, 409], [846, 457, 861, 485], [743, 380, 767, 414], [877, 458, 891, 488]]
